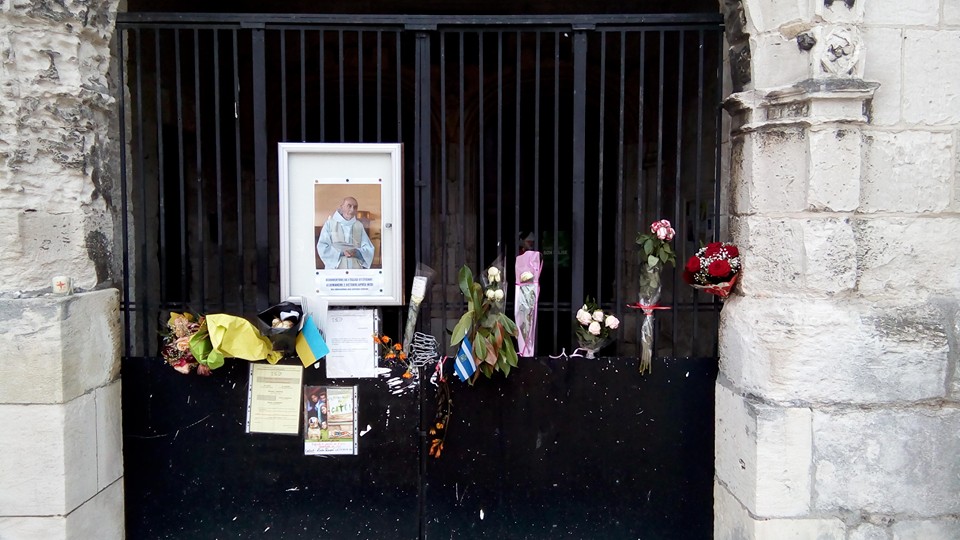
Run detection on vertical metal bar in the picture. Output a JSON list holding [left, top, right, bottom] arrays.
[[596, 31, 607, 300], [637, 31, 646, 249], [154, 30, 167, 307], [514, 31, 522, 262], [252, 29, 270, 310], [193, 29, 206, 311], [300, 29, 306, 141], [655, 30, 664, 220], [712, 27, 724, 356], [320, 30, 326, 141], [552, 31, 559, 338], [570, 30, 587, 320], [174, 30, 188, 305], [496, 31, 503, 250], [533, 32, 541, 267], [280, 30, 287, 140], [440, 32, 448, 318], [692, 29, 705, 355], [117, 29, 131, 358], [377, 31, 382, 142], [478, 32, 485, 266], [396, 32, 402, 142], [458, 31, 465, 271], [415, 32, 432, 272], [213, 30, 225, 309], [672, 30, 685, 357], [358, 30, 364, 141], [338, 30, 345, 141], [134, 28, 150, 355], [615, 31, 626, 334], [232, 29, 245, 311]]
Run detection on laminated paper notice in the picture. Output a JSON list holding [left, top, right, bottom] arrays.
[[325, 308, 379, 378], [246, 363, 304, 435], [303, 385, 358, 456]]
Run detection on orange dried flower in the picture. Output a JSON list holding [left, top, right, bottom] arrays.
[[401, 370, 413, 379], [386, 352, 396, 359], [393, 343, 402, 351]]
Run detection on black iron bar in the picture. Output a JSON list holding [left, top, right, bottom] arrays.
[[358, 30, 364, 141], [155, 29, 168, 308], [597, 31, 607, 300], [338, 30, 345, 141], [440, 32, 448, 324], [514, 31, 522, 268], [319, 30, 325, 141], [377, 31, 382, 142], [496, 31, 503, 251], [213, 30, 225, 311], [655, 30, 664, 221], [133, 28, 150, 356], [193, 29, 206, 312], [672, 30, 685, 357], [570, 30, 587, 322], [615, 31, 626, 344], [174, 30, 188, 306], [533, 32, 541, 277], [280, 30, 288, 140], [232, 29, 245, 311], [117, 29, 131, 357], [478, 31, 485, 267], [252, 29, 270, 310], [300, 29, 306, 141], [692, 29, 705, 354], [635, 31, 646, 352], [552, 31, 559, 339]]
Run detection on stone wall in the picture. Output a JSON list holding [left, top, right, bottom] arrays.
[[716, 0, 960, 538], [0, 0, 124, 538]]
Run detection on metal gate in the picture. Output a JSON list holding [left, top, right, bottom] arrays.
[[115, 12, 724, 539]]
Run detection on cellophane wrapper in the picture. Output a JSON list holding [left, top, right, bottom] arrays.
[[514, 251, 542, 357], [637, 262, 664, 374], [690, 272, 738, 299], [482, 254, 507, 315], [402, 263, 436, 354]]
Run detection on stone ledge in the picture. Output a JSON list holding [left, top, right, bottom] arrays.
[[725, 78, 879, 133], [0, 289, 120, 404], [0, 478, 123, 540]]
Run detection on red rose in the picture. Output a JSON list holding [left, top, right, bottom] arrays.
[[724, 244, 739, 257], [708, 259, 732, 278], [704, 242, 722, 257], [685, 256, 701, 273]]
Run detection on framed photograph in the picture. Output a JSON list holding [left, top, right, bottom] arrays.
[[279, 143, 404, 305]]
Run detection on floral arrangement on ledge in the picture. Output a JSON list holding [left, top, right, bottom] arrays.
[[160, 311, 281, 375], [683, 241, 741, 298], [161, 312, 210, 375], [450, 259, 519, 381], [574, 298, 620, 359]]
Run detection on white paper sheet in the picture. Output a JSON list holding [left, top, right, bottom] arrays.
[[245, 363, 304, 435], [325, 308, 379, 378]]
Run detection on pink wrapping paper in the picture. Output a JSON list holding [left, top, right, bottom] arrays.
[[514, 251, 542, 357]]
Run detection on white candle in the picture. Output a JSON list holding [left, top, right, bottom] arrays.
[[52, 276, 73, 295]]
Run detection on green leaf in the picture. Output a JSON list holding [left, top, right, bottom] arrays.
[[499, 357, 512, 377], [502, 336, 518, 368], [647, 254, 659, 268], [458, 265, 473, 298], [473, 333, 490, 364], [644, 238, 654, 256], [498, 312, 518, 336], [450, 311, 474, 347]]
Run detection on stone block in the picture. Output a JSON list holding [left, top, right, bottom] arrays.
[[800, 218, 856, 293], [891, 520, 960, 540], [730, 128, 808, 214], [95, 381, 123, 491], [861, 27, 901, 126], [849, 523, 889, 540], [861, 130, 953, 213], [720, 296, 950, 404], [66, 479, 124, 540], [714, 481, 846, 540], [854, 217, 960, 296], [740, 0, 811, 35], [715, 383, 812, 517], [749, 32, 810, 89], [0, 290, 120, 404], [815, 0, 865, 24], [0, 394, 98, 516], [0, 480, 123, 540], [730, 216, 856, 295], [903, 30, 960, 125], [807, 127, 861, 211], [948, 2, 960, 25], [813, 408, 960, 516], [864, 0, 939, 25]]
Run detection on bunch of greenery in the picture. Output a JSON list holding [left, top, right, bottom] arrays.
[[450, 264, 519, 380]]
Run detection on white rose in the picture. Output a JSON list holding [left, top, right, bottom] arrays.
[[576, 309, 593, 325], [588, 321, 602, 336], [605, 315, 620, 330], [487, 267, 500, 279], [592, 310, 604, 322], [485, 289, 496, 300], [520, 271, 534, 282], [494, 273, 501, 283], [494, 289, 504, 301]]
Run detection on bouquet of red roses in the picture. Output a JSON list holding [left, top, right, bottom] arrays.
[[683, 242, 741, 298]]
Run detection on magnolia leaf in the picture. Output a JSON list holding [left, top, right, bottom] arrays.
[[498, 312, 519, 336], [450, 312, 474, 347], [458, 265, 473, 298], [493, 322, 504, 348], [499, 357, 512, 377], [470, 282, 485, 312], [473, 333, 490, 364], [502, 335, 519, 368], [647, 254, 659, 267]]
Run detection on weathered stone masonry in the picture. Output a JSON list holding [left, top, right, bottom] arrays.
[[716, 0, 960, 538], [0, 0, 124, 538]]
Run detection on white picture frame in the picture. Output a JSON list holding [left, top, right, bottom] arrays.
[[279, 142, 404, 306]]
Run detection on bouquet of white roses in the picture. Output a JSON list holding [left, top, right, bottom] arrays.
[[573, 298, 620, 359]]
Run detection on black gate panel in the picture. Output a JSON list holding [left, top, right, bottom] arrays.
[[423, 358, 717, 540]]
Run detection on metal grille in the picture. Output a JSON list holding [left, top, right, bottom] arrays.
[[115, 14, 724, 360]]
